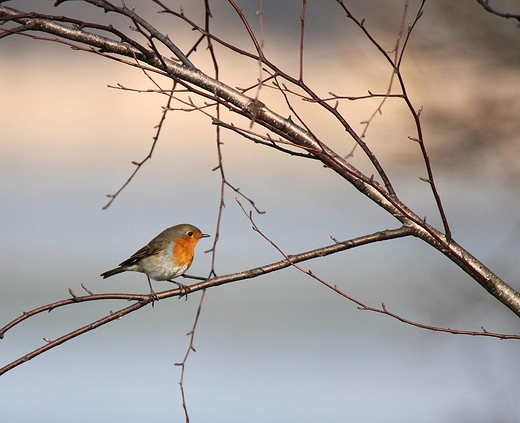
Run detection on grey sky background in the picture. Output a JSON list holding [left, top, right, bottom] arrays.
[[1, 1, 520, 422]]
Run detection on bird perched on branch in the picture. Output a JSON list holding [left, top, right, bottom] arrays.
[[100, 223, 210, 298]]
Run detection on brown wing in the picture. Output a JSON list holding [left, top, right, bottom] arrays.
[[118, 237, 170, 267]]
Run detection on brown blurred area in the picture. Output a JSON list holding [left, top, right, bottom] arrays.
[[2, 1, 519, 184]]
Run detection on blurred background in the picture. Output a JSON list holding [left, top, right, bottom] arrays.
[[1, 1, 520, 422]]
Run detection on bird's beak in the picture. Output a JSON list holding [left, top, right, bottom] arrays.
[[200, 233, 211, 238]]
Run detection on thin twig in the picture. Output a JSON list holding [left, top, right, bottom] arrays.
[[83, 0, 195, 68], [355, 0, 408, 142], [476, 0, 520, 21], [2, 218, 519, 376], [298, 0, 306, 82], [236, 199, 520, 341], [1, 1, 519, 315], [249, 0, 265, 128], [102, 82, 175, 209], [175, 2, 220, 419]]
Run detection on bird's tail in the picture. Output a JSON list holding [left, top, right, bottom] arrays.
[[100, 267, 126, 279]]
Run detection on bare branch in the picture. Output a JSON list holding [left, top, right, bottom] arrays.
[[298, 0, 306, 82], [0, 225, 421, 375], [1, 0, 519, 359], [476, 0, 520, 21], [237, 199, 520, 340], [103, 80, 175, 209], [82, 0, 195, 68]]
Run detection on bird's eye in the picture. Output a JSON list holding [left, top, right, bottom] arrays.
[[187, 231, 194, 237]]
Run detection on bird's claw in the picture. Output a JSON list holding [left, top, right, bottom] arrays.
[[148, 288, 158, 307], [172, 281, 189, 300]]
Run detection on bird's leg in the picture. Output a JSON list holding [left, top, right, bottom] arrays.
[[147, 276, 158, 306], [168, 278, 189, 300], [181, 273, 207, 281]]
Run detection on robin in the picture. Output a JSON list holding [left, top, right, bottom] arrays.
[[100, 223, 210, 298]]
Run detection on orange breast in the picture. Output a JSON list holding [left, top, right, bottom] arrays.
[[172, 236, 199, 269]]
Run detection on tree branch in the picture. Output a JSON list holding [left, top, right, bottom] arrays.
[[476, 0, 520, 21], [1, 3, 519, 317], [4, 224, 518, 377]]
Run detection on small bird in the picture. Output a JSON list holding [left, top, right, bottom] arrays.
[[100, 224, 210, 298]]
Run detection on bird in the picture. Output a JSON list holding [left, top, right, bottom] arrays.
[[100, 224, 210, 299]]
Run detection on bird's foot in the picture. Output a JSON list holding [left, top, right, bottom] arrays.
[[148, 287, 158, 307], [170, 280, 189, 300]]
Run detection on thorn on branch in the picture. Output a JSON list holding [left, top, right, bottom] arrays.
[[381, 302, 387, 311], [423, 216, 427, 223], [408, 136, 420, 143], [419, 176, 431, 183], [81, 284, 94, 295], [481, 326, 488, 333], [43, 337, 52, 344], [330, 236, 340, 244], [68, 288, 78, 302], [417, 105, 423, 117]]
